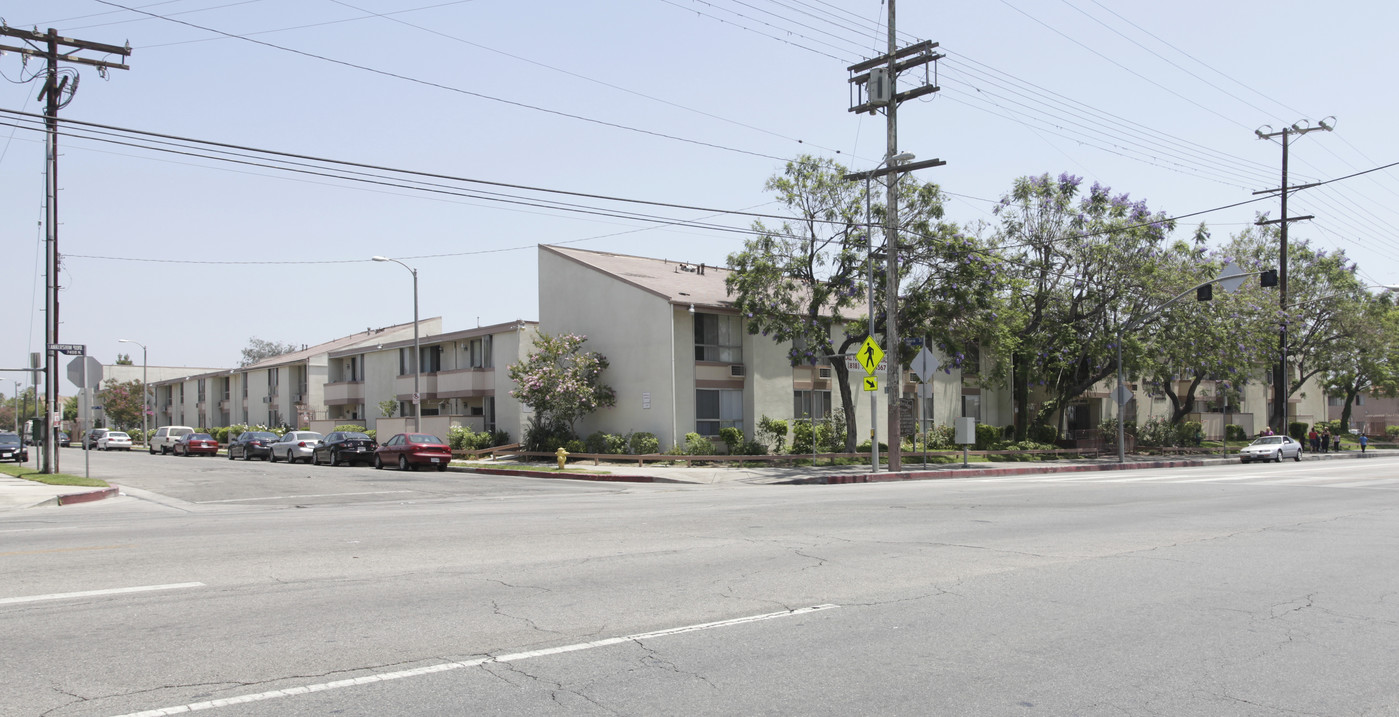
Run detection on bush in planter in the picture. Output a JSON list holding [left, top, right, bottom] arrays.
[[523, 415, 572, 453], [718, 426, 744, 454], [1027, 422, 1058, 445], [1178, 420, 1204, 446], [629, 431, 660, 455], [1288, 422, 1309, 442], [974, 422, 1003, 450], [757, 416, 788, 454], [564, 439, 585, 454], [1225, 424, 1247, 441], [684, 432, 715, 456]]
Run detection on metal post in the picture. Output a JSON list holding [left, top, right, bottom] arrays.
[[883, 0, 902, 473], [373, 257, 421, 433], [866, 175, 879, 472]]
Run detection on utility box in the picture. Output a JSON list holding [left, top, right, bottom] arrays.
[[866, 67, 892, 106], [955, 417, 976, 445]]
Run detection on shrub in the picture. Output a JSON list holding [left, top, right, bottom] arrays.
[[1387, 425, 1399, 439], [629, 432, 660, 455], [987, 440, 1058, 461], [975, 422, 1002, 450], [333, 424, 368, 434], [583, 431, 628, 455], [1288, 422, 1308, 441], [585, 431, 609, 454], [684, 432, 715, 456], [757, 416, 788, 454], [450, 426, 496, 452], [790, 420, 836, 454], [365, 429, 376, 441], [523, 415, 572, 453], [718, 426, 744, 454], [564, 439, 585, 454], [1027, 422, 1058, 445], [1135, 417, 1177, 447], [1179, 420, 1204, 447], [491, 429, 511, 447], [856, 440, 889, 453], [1225, 424, 1247, 441]]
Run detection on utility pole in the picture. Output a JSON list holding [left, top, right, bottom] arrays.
[[0, 24, 130, 473], [1252, 118, 1333, 435], [847, 1, 943, 472]]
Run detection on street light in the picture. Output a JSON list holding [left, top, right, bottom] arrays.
[[118, 339, 147, 448], [372, 256, 421, 433]]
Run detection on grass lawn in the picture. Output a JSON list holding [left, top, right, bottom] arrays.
[[0, 463, 110, 487]]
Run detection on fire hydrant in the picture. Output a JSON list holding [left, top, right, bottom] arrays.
[[555, 446, 569, 470]]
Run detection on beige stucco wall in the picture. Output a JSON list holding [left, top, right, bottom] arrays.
[[540, 248, 678, 447]]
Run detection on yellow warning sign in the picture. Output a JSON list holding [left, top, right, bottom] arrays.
[[863, 376, 879, 392], [857, 336, 884, 376]]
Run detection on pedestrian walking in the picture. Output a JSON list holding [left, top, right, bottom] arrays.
[[1320, 430, 1330, 453], [1361, 434, 1368, 453], [1334, 434, 1341, 452]]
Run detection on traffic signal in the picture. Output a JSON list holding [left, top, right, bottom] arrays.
[[1261, 269, 1278, 287], [1196, 284, 1213, 301]]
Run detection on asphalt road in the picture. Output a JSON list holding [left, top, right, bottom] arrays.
[[4, 454, 1398, 716]]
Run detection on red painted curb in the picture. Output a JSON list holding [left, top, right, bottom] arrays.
[[468, 467, 656, 483], [56, 485, 120, 506]]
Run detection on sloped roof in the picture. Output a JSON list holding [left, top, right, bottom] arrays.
[[542, 245, 736, 311], [242, 318, 441, 370]]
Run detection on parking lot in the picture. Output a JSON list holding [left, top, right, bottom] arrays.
[[52, 447, 660, 508]]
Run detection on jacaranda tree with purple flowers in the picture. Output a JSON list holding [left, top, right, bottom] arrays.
[[995, 173, 1175, 441]]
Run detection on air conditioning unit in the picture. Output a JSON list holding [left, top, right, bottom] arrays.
[[817, 367, 833, 379], [729, 364, 746, 377]]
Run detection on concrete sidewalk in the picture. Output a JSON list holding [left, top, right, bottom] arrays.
[[460, 448, 1393, 485], [0, 474, 120, 511]]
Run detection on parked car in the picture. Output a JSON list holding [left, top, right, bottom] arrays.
[[56, 431, 70, 448], [1239, 435, 1302, 463], [227, 431, 279, 461], [82, 428, 110, 450], [0, 432, 28, 462], [268, 431, 323, 464], [374, 432, 452, 471], [312, 431, 378, 467], [150, 426, 195, 455], [97, 431, 133, 451], [173, 432, 219, 457]]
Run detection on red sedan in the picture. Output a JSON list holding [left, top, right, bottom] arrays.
[[374, 433, 452, 471], [173, 432, 220, 457]]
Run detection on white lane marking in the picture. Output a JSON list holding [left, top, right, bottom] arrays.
[[195, 491, 414, 504], [0, 582, 205, 606], [109, 604, 840, 717]]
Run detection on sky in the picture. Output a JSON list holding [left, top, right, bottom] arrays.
[[2, 0, 1397, 391]]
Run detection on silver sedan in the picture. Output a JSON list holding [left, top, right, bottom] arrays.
[[267, 431, 323, 464], [1239, 435, 1302, 463]]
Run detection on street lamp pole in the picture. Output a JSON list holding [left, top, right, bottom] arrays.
[[373, 256, 421, 433], [118, 339, 147, 447]]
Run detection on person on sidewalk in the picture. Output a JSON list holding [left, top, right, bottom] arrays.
[[1361, 434, 1368, 453], [1320, 430, 1330, 453], [1308, 428, 1319, 452], [1334, 434, 1342, 452]]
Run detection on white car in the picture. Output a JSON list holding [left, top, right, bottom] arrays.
[[268, 431, 323, 464], [97, 431, 133, 451], [1239, 435, 1302, 463]]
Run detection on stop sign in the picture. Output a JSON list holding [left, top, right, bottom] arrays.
[[67, 356, 103, 389]]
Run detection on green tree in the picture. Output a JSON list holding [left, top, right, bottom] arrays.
[[377, 399, 398, 418], [98, 378, 145, 430], [63, 394, 78, 422], [240, 337, 299, 367], [1321, 292, 1399, 433], [726, 155, 1001, 451], [508, 332, 616, 437], [994, 173, 1176, 440], [1224, 222, 1366, 430], [1136, 228, 1276, 425], [115, 353, 134, 366]]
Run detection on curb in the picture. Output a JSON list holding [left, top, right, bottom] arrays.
[[55, 485, 121, 506], [467, 464, 657, 480]]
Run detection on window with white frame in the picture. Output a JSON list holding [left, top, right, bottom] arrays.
[[468, 336, 493, 368], [694, 313, 743, 363], [421, 345, 443, 373], [696, 388, 743, 436]]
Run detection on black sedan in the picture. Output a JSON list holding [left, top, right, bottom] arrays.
[[312, 431, 378, 467], [227, 431, 278, 461]]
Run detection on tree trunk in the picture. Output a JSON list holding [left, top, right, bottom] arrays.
[[1012, 352, 1029, 442], [833, 335, 862, 453]]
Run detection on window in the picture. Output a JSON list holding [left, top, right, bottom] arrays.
[[399, 348, 414, 376], [694, 313, 743, 363], [793, 390, 832, 420], [486, 396, 496, 432], [961, 394, 982, 421], [222, 379, 230, 400], [696, 388, 743, 436], [197, 379, 206, 402], [346, 356, 359, 381], [468, 336, 493, 368], [421, 345, 443, 373], [268, 367, 279, 387]]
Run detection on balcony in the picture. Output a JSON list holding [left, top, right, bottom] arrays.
[[324, 381, 365, 405], [434, 368, 494, 398]]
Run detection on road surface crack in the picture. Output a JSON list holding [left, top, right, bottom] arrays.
[[634, 639, 717, 689]]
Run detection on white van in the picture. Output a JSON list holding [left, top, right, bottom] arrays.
[[149, 426, 194, 455]]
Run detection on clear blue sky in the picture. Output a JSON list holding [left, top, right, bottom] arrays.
[[3, 0, 1396, 385]]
